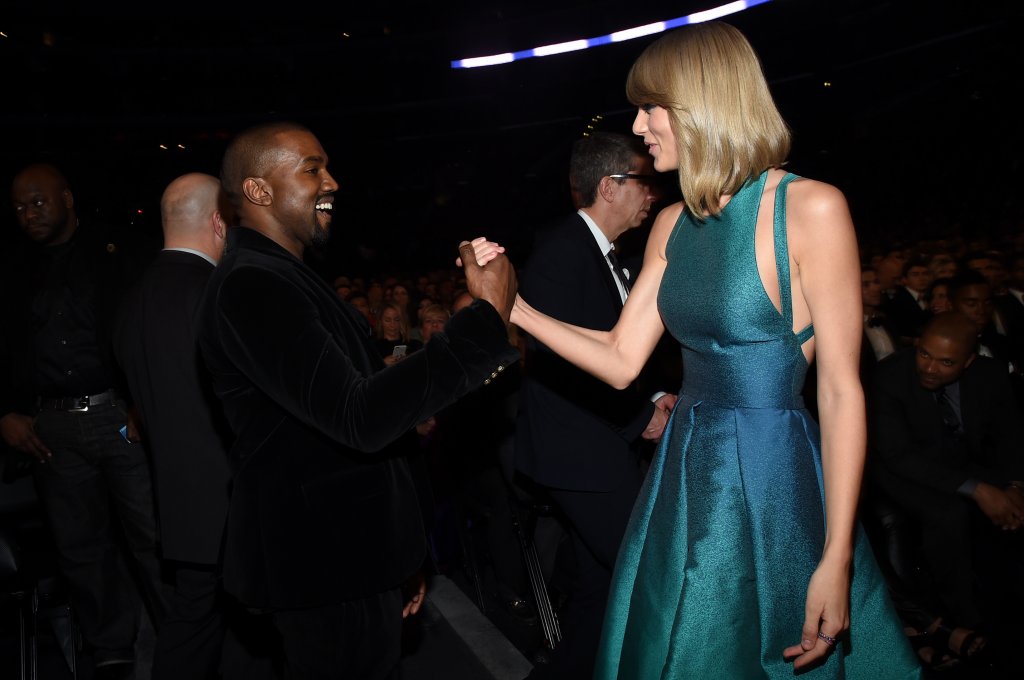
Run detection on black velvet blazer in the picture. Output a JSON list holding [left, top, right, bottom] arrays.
[[197, 227, 518, 608]]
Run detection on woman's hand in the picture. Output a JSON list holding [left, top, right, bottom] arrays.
[[402, 571, 427, 618], [455, 236, 504, 267], [782, 556, 851, 671]]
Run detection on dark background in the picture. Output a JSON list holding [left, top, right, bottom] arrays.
[[1, 0, 1022, 277]]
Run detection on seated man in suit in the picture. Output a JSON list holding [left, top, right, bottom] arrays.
[[949, 268, 1022, 381], [867, 311, 1024, 644], [197, 121, 519, 679], [993, 252, 1024, 369], [861, 264, 899, 371], [881, 256, 932, 345]]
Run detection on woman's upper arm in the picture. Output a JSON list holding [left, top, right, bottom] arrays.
[[790, 182, 862, 391], [607, 202, 681, 367]]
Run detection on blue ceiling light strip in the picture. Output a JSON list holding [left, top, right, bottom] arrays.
[[451, 0, 773, 69]]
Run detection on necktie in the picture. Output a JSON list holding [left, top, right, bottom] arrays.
[[936, 387, 961, 436], [607, 248, 631, 296]]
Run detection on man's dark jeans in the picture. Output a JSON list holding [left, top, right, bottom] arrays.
[[33, 398, 166, 663]]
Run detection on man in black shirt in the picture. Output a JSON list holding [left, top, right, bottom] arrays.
[[0, 163, 165, 679]]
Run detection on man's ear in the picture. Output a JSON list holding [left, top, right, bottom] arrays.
[[212, 210, 227, 241], [242, 177, 272, 206], [63, 188, 75, 209], [597, 176, 617, 204], [964, 352, 977, 369]]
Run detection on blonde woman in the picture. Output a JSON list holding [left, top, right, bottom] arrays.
[[374, 301, 421, 366], [487, 21, 919, 680]]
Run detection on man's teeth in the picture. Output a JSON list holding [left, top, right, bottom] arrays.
[[316, 202, 333, 211]]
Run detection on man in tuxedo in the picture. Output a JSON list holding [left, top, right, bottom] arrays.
[[868, 311, 1024, 629], [196, 121, 518, 679], [949, 269, 1020, 374], [860, 265, 899, 374], [515, 132, 675, 679], [994, 252, 1024, 353], [1, 163, 164, 680], [114, 173, 277, 679], [881, 256, 932, 344]]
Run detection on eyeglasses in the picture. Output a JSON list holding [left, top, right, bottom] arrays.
[[609, 173, 657, 183]]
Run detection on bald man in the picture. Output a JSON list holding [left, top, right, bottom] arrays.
[[114, 173, 274, 680], [2, 162, 164, 680]]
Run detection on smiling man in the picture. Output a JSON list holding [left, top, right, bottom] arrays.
[[196, 121, 519, 679]]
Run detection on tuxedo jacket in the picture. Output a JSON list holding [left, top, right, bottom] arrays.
[[994, 292, 1024, 344], [867, 348, 1023, 497], [197, 227, 517, 609], [113, 250, 231, 565], [515, 214, 655, 492], [860, 318, 900, 378], [881, 287, 930, 342]]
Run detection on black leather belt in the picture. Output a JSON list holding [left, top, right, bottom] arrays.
[[37, 389, 120, 412]]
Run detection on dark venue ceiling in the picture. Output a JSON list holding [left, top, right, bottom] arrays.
[[2, 0, 1022, 276]]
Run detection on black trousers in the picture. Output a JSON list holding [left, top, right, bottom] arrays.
[[272, 588, 404, 680], [528, 468, 642, 680], [872, 471, 1024, 628], [154, 562, 281, 680]]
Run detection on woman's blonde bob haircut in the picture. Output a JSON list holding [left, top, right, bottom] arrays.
[[626, 21, 791, 218]]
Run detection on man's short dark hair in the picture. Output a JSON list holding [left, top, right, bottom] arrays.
[[220, 121, 311, 209], [901, 256, 930, 278], [948, 268, 989, 299], [569, 132, 644, 208]]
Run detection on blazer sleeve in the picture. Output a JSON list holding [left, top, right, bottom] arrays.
[[966, 358, 1024, 483], [209, 266, 518, 453]]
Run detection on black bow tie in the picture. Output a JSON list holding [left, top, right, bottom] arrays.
[[866, 316, 884, 328]]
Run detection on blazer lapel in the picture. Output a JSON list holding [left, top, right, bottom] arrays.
[[575, 216, 624, 312]]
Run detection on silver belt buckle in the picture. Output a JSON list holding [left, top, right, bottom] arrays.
[[69, 396, 90, 412]]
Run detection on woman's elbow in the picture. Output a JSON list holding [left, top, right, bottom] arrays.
[[608, 364, 642, 390]]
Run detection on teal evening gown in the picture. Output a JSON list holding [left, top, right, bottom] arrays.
[[594, 172, 921, 679]]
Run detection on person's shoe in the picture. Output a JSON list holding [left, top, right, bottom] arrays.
[[506, 598, 538, 623]]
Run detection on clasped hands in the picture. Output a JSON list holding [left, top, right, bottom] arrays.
[[457, 237, 517, 323]]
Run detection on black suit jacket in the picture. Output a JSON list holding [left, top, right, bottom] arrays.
[[881, 287, 930, 342], [113, 250, 231, 564], [867, 348, 1023, 496], [515, 214, 656, 492], [196, 227, 518, 608], [860, 318, 899, 379], [994, 291, 1024, 344]]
